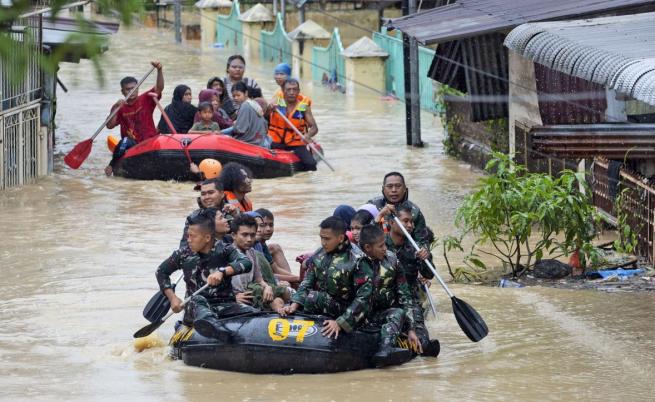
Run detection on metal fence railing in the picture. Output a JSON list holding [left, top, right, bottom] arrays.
[[259, 13, 292, 65], [1, 102, 42, 190], [372, 28, 437, 112], [311, 28, 345, 85], [216, 0, 242, 49], [592, 158, 654, 265], [1, 15, 43, 113]]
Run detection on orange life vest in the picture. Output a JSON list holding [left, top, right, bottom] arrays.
[[268, 97, 311, 147], [224, 191, 253, 212]]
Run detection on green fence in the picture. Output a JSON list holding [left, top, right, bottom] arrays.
[[311, 28, 345, 85], [216, 0, 242, 49], [260, 13, 292, 65], [373, 29, 437, 112]]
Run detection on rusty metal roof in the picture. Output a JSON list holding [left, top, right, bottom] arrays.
[[388, 0, 655, 44], [531, 124, 655, 159], [505, 12, 655, 106]]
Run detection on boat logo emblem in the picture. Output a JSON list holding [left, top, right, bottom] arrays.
[[268, 318, 317, 343], [181, 137, 192, 147]]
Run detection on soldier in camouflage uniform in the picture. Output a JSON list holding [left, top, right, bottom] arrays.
[[368, 171, 432, 249], [284, 216, 372, 339], [385, 203, 440, 357], [156, 211, 255, 338], [358, 224, 422, 366], [179, 178, 239, 248]]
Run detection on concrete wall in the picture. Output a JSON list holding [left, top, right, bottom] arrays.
[[344, 57, 386, 95], [507, 50, 542, 157]]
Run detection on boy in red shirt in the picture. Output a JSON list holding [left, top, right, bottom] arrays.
[[105, 60, 164, 176]]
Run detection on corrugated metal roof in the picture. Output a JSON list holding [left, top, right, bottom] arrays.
[[505, 12, 655, 106], [388, 0, 655, 44]]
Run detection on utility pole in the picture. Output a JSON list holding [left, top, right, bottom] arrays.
[[174, 0, 182, 43], [402, 0, 422, 146], [281, 0, 286, 27]]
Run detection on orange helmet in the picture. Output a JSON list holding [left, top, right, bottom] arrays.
[[199, 159, 222, 179]]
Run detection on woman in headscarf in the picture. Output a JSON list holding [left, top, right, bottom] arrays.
[[332, 205, 356, 230], [230, 81, 270, 148], [192, 89, 232, 130], [207, 76, 236, 118], [223, 55, 260, 116], [157, 85, 197, 134]]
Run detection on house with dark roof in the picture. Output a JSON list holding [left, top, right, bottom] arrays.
[[388, 0, 655, 171]]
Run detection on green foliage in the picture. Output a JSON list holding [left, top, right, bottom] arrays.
[[1, 0, 143, 85], [436, 84, 464, 157], [612, 188, 640, 254], [455, 153, 598, 278], [483, 118, 509, 153]]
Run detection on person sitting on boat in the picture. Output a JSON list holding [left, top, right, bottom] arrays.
[[104, 60, 164, 176], [193, 89, 232, 130], [223, 54, 260, 116], [269, 63, 312, 109], [219, 162, 253, 213], [157, 84, 197, 134], [207, 76, 235, 118], [369, 172, 431, 249], [190, 102, 220, 132], [385, 203, 439, 356], [230, 214, 289, 314], [155, 210, 256, 339], [282, 216, 373, 339], [254, 208, 301, 287], [268, 78, 318, 171], [350, 209, 375, 246], [229, 82, 271, 148], [358, 224, 420, 366], [179, 178, 236, 248]]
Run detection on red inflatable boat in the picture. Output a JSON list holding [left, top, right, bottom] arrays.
[[112, 133, 311, 180]]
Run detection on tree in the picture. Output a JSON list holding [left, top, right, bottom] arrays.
[[454, 153, 598, 278], [0, 0, 143, 84]]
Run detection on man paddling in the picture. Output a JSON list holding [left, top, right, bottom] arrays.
[[368, 172, 431, 249], [105, 60, 164, 176], [155, 210, 255, 338], [358, 224, 419, 366], [282, 216, 372, 339], [386, 203, 439, 356], [268, 79, 318, 171]]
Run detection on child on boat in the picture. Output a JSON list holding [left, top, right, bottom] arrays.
[[191, 102, 220, 132]]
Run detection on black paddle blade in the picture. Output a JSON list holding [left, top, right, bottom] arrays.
[[452, 296, 489, 342], [133, 319, 165, 338], [142, 291, 171, 323]]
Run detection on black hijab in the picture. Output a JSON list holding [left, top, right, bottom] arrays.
[[158, 85, 197, 134]]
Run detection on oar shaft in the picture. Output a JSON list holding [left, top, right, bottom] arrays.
[[150, 93, 193, 164], [392, 215, 455, 299], [423, 283, 438, 318], [274, 108, 335, 172], [159, 283, 209, 323], [92, 66, 156, 141]]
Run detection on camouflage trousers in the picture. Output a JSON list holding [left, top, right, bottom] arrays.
[[244, 282, 287, 309], [408, 304, 430, 349], [301, 290, 346, 317], [368, 307, 406, 345], [183, 295, 258, 326]]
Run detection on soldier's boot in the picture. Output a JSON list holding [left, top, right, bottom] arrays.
[[371, 339, 412, 368], [422, 339, 440, 357], [192, 304, 223, 339]]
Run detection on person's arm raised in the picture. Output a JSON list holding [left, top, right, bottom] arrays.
[[152, 60, 164, 94]]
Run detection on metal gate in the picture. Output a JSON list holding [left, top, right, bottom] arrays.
[[1, 102, 42, 190]]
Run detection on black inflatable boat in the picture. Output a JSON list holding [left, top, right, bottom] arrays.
[[169, 312, 421, 374]]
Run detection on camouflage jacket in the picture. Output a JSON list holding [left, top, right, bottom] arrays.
[[368, 195, 431, 249], [156, 241, 251, 304], [359, 251, 417, 329], [292, 241, 373, 332], [385, 234, 434, 295]]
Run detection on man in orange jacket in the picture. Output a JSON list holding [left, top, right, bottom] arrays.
[[268, 79, 318, 171]]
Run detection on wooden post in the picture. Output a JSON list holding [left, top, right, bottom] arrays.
[[281, 0, 286, 28], [402, 0, 422, 146]]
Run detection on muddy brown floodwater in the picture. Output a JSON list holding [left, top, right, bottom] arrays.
[[1, 26, 654, 402]]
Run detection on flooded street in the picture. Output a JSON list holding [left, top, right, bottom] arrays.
[[1, 26, 654, 401]]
